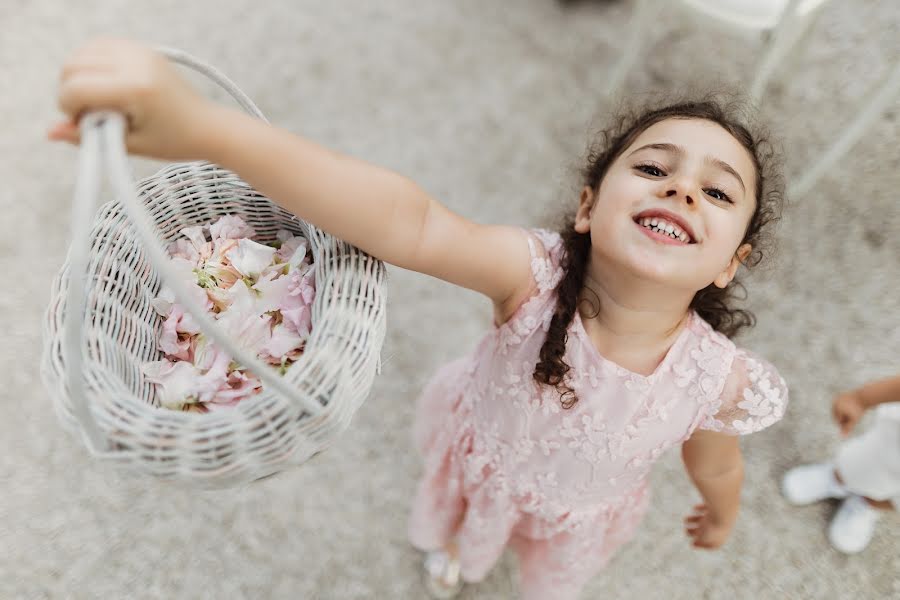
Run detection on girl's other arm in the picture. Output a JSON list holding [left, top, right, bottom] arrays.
[[681, 429, 744, 549], [854, 374, 900, 409], [833, 373, 900, 436]]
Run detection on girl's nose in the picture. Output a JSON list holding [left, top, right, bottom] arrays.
[[665, 188, 694, 205]]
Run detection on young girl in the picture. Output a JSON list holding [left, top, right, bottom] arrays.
[[51, 39, 788, 600]]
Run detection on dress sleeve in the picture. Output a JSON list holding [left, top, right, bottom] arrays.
[[699, 348, 789, 436], [492, 229, 564, 342], [526, 228, 565, 293]]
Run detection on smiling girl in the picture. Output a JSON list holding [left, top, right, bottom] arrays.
[[51, 39, 788, 600]]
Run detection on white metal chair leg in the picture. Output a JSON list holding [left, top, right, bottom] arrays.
[[760, 4, 827, 95], [788, 63, 900, 198], [605, 0, 654, 96], [749, 0, 813, 102]]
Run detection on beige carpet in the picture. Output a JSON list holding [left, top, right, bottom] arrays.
[[2, 0, 898, 598]]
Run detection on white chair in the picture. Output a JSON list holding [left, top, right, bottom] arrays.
[[788, 63, 900, 197], [606, 0, 832, 101], [607, 0, 900, 197]]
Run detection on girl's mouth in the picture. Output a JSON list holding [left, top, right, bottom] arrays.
[[633, 216, 695, 245]]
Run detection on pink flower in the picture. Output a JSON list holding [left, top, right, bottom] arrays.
[[252, 271, 294, 314], [210, 215, 256, 241], [143, 341, 234, 408], [287, 266, 316, 306], [167, 226, 212, 266], [202, 238, 243, 289], [142, 360, 205, 409], [275, 232, 309, 267], [157, 257, 215, 313], [281, 306, 312, 339], [148, 218, 318, 411], [159, 304, 201, 360], [215, 280, 273, 355], [206, 286, 232, 313], [279, 266, 316, 337], [192, 343, 232, 403], [261, 323, 305, 361], [208, 370, 263, 406]]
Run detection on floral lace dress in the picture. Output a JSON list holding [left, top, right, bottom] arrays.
[[408, 229, 788, 600]]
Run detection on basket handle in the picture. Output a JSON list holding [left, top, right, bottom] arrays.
[[65, 50, 323, 452]]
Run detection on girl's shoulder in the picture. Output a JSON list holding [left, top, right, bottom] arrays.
[[493, 228, 564, 328], [525, 228, 565, 287], [687, 314, 789, 436]]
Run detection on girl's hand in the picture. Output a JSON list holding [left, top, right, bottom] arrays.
[[832, 391, 866, 437], [684, 504, 733, 549], [49, 38, 218, 161]]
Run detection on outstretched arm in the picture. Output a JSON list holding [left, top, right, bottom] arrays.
[[681, 429, 744, 549], [203, 107, 531, 305], [50, 38, 532, 308]]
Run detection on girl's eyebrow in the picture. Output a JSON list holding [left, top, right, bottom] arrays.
[[627, 142, 746, 193]]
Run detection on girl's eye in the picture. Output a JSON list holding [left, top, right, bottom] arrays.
[[704, 187, 732, 203], [635, 164, 666, 177]]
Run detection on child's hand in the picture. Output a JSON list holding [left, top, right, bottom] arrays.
[[684, 504, 733, 549], [49, 38, 218, 161], [832, 391, 866, 437]]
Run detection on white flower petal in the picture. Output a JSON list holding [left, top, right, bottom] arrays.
[[215, 281, 273, 354], [225, 239, 277, 278], [143, 360, 203, 409], [263, 324, 304, 359], [252, 272, 293, 314], [210, 215, 256, 241], [151, 297, 172, 317]]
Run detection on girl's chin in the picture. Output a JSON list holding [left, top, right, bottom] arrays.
[[595, 249, 711, 292], [611, 227, 731, 289]]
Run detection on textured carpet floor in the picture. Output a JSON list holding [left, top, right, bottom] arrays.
[[1, 1, 898, 598]]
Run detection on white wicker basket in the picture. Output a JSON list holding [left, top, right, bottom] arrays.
[[41, 48, 388, 488]]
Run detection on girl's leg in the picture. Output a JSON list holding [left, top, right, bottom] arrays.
[[510, 532, 609, 600]]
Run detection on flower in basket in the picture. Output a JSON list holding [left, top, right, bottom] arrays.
[[142, 215, 316, 412]]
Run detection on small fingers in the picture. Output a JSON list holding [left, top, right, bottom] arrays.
[[47, 120, 81, 144], [60, 39, 126, 83], [57, 72, 133, 122], [684, 515, 703, 524]]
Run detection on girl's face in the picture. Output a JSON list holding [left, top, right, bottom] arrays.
[[576, 118, 758, 293]]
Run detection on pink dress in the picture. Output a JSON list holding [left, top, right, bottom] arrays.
[[408, 229, 789, 600]]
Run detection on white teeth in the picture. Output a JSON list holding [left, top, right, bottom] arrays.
[[637, 215, 692, 243]]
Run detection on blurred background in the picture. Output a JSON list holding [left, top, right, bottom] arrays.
[[1, 0, 898, 598]]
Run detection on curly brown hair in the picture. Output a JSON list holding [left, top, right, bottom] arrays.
[[533, 95, 784, 409]]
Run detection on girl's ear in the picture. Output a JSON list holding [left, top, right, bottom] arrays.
[[574, 186, 595, 234], [714, 243, 752, 289]]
